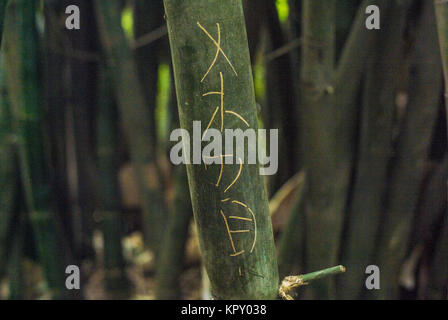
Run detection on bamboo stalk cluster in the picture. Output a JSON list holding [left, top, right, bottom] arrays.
[[0, 0, 446, 300]]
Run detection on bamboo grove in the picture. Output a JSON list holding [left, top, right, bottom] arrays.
[[0, 0, 446, 300]]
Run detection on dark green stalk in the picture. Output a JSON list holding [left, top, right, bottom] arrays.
[[277, 171, 306, 279], [413, 158, 448, 249], [94, 0, 167, 255], [433, 0, 448, 298], [436, 0, 448, 133], [335, 0, 389, 140], [0, 54, 18, 279], [426, 212, 448, 299], [97, 67, 130, 299], [156, 165, 192, 299], [264, 0, 297, 186], [300, 0, 340, 299], [415, 157, 447, 299], [6, 0, 68, 299], [341, 0, 411, 300], [8, 222, 24, 300], [66, 0, 99, 261], [2, 0, 69, 298], [164, 0, 278, 299], [335, 0, 359, 60], [42, 1, 73, 257], [370, 0, 441, 300], [156, 85, 193, 300], [0, 0, 7, 48], [134, 0, 163, 148], [133, 0, 168, 259], [243, 0, 265, 63]]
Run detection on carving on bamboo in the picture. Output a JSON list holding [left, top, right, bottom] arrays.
[[197, 22, 257, 277]]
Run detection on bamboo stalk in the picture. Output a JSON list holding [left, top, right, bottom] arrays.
[[436, 0, 448, 134], [341, 0, 412, 300], [156, 86, 193, 300], [0, 0, 7, 48], [156, 165, 192, 299], [8, 222, 24, 300], [264, 0, 297, 186], [299, 5, 395, 297], [42, 1, 74, 258], [134, 0, 163, 148], [433, 0, 448, 298], [335, 0, 359, 60], [426, 211, 448, 299], [163, 0, 278, 299], [67, 0, 99, 261], [370, 0, 441, 300], [94, 0, 167, 255], [413, 158, 448, 249], [0, 54, 19, 279], [277, 171, 306, 279], [4, 0, 68, 298], [97, 66, 131, 299], [300, 0, 341, 299], [335, 0, 389, 141]]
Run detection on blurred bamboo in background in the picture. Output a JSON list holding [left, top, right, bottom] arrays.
[[0, 0, 445, 300]]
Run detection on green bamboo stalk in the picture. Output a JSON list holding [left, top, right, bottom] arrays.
[[341, 0, 411, 300], [264, 0, 297, 186], [300, 0, 341, 299], [5, 0, 67, 299], [426, 212, 448, 299], [42, 1, 73, 256], [156, 87, 193, 300], [0, 0, 7, 48], [8, 224, 24, 300], [413, 158, 448, 249], [414, 157, 447, 299], [243, 0, 265, 63], [163, 0, 278, 299], [94, 0, 167, 255], [433, 1, 448, 299], [67, 0, 98, 261], [370, 0, 441, 300], [335, 0, 359, 59], [335, 0, 389, 139], [0, 54, 19, 279], [277, 171, 306, 279], [134, 0, 163, 147], [436, 0, 448, 132], [133, 0, 168, 259], [97, 67, 131, 299], [156, 165, 192, 300]]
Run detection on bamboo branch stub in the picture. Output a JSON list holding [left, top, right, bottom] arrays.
[[279, 265, 346, 300]]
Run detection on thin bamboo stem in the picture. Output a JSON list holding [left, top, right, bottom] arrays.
[[279, 265, 346, 300]]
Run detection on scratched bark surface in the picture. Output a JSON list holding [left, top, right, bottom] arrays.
[[163, 0, 278, 299]]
